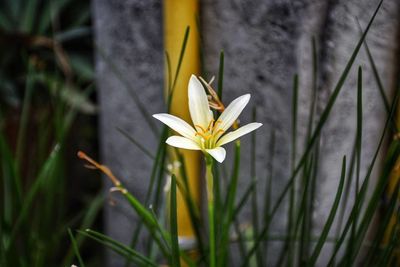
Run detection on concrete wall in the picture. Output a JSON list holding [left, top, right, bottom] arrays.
[[93, 0, 400, 265]]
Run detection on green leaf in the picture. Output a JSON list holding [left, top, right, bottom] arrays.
[[34, 73, 97, 114], [20, 0, 39, 32], [170, 175, 181, 267], [95, 44, 158, 136], [241, 1, 384, 264], [67, 228, 86, 267], [69, 53, 94, 81], [308, 156, 347, 265], [16, 62, 35, 172], [62, 193, 105, 266], [117, 127, 155, 160], [167, 26, 190, 108], [328, 89, 400, 265], [38, 0, 71, 34], [78, 229, 158, 267], [220, 142, 240, 266], [365, 181, 400, 265]]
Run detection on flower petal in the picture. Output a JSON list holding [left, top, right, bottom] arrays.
[[215, 94, 250, 133], [206, 147, 226, 163], [188, 75, 213, 128], [216, 122, 262, 146], [153, 113, 196, 140], [166, 136, 201, 150]]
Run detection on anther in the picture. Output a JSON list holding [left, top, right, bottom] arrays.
[[207, 119, 215, 131], [215, 129, 225, 135], [195, 131, 211, 140], [195, 124, 207, 133]]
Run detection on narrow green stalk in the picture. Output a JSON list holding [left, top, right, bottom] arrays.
[[288, 74, 298, 267], [67, 229, 85, 267], [170, 175, 181, 267], [250, 108, 263, 267], [262, 131, 275, 263], [220, 141, 241, 266], [15, 61, 35, 196], [347, 66, 363, 264], [206, 156, 216, 267]]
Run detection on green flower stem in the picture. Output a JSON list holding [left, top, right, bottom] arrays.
[[205, 155, 216, 267]]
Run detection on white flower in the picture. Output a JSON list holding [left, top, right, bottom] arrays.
[[153, 75, 262, 163]]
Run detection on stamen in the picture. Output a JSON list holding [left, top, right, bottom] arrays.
[[214, 120, 222, 127], [207, 119, 215, 131], [213, 120, 223, 132], [194, 124, 207, 133], [195, 131, 212, 140], [215, 129, 225, 135], [77, 151, 121, 186]]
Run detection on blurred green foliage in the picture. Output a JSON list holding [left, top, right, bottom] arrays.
[[0, 0, 102, 266], [0, 0, 95, 112]]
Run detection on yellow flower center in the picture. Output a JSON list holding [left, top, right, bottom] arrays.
[[194, 120, 224, 149]]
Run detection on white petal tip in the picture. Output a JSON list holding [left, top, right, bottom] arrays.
[[152, 113, 163, 119], [206, 147, 226, 163], [165, 136, 200, 150]]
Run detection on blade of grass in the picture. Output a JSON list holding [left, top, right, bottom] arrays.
[[125, 127, 168, 267], [262, 130, 275, 262], [7, 144, 61, 249], [74, 156, 170, 260], [122, 189, 169, 255], [170, 175, 181, 267], [0, 9, 12, 29], [308, 156, 347, 266], [327, 88, 399, 265], [149, 206, 195, 267], [165, 51, 172, 97], [250, 108, 263, 267], [94, 44, 159, 136], [78, 229, 158, 267], [277, 153, 314, 267], [306, 37, 318, 142], [176, 150, 205, 257], [356, 19, 390, 114], [364, 181, 400, 265], [347, 66, 363, 263], [68, 228, 86, 267], [299, 138, 320, 265], [343, 87, 400, 265], [167, 26, 190, 107], [240, 1, 383, 264], [287, 74, 298, 267], [20, 0, 39, 32], [213, 154, 222, 240], [38, 0, 70, 34], [0, 131, 20, 226], [55, 27, 92, 42], [7, 0, 21, 22], [15, 62, 34, 183], [220, 141, 241, 266], [232, 181, 256, 222], [117, 127, 155, 160], [62, 193, 105, 266], [374, 209, 400, 267]]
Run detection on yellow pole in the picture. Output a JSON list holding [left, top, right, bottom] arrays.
[[163, 0, 201, 249]]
